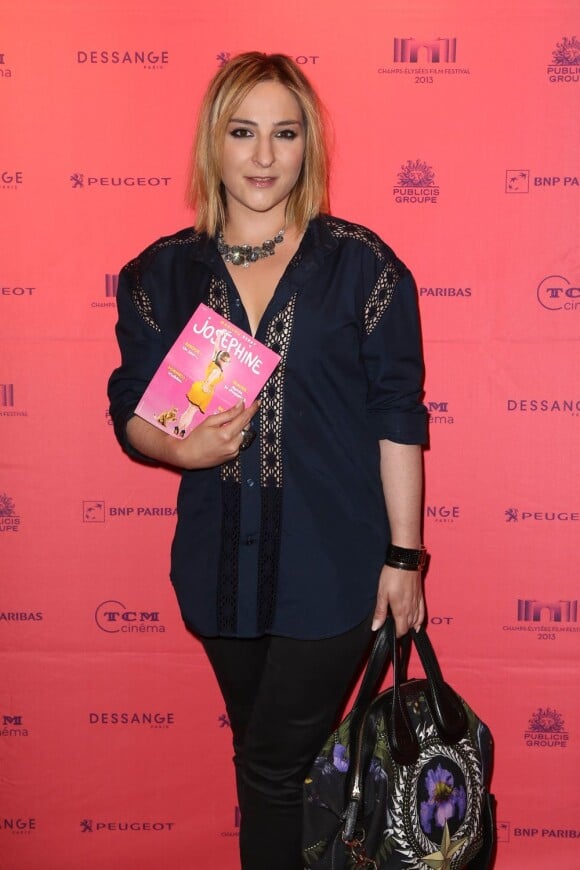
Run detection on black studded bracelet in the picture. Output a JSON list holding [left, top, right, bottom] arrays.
[[385, 544, 427, 572]]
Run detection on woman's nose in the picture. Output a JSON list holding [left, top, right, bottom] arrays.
[[252, 136, 274, 167]]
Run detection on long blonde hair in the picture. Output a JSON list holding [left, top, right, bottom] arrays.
[[188, 52, 330, 235]]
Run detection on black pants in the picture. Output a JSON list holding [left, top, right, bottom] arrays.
[[202, 615, 373, 870]]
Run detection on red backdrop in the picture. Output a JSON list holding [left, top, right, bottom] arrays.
[[2, 0, 579, 867]]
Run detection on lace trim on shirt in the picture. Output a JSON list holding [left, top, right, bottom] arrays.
[[205, 276, 242, 487], [125, 231, 202, 334], [322, 216, 400, 336], [324, 216, 386, 261], [363, 261, 400, 336], [251, 295, 297, 633], [260, 294, 297, 489], [209, 275, 243, 633]]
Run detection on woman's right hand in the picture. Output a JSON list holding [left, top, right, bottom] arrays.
[[126, 399, 260, 470], [174, 399, 260, 469]]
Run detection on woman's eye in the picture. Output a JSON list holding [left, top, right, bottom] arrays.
[[229, 128, 253, 138], [275, 129, 298, 139]]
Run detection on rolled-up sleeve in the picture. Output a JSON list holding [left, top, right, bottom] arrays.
[[107, 265, 165, 463], [361, 267, 427, 444]]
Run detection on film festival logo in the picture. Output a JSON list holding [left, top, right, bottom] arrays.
[[394, 37, 457, 63], [1, 383, 14, 407], [94, 600, 167, 634], [0, 492, 21, 533], [105, 274, 118, 297], [1, 714, 28, 737], [393, 160, 439, 204], [536, 275, 580, 313], [89, 274, 118, 310], [503, 598, 579, 639], [379, 37, 470, 79], [524, 707, 569, 749], [547, 36, 580, 83]]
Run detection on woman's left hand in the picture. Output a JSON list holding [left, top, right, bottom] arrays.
[[372, 565, 424, 637]]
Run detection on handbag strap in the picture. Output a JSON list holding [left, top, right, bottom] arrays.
[[343, 617, 467, 841]]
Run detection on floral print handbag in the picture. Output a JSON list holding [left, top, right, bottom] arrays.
[[303, 617, 495, 869]]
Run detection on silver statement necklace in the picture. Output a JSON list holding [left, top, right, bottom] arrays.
[[217, 227, 285, 268]]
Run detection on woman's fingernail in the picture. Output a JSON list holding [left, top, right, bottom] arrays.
[[371, 618, 381, 632]]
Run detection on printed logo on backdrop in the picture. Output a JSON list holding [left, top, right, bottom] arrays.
[[0, 817, 36, 835], [217, 52, 319, 68], [425, 505, 460, 524], [0, 610, 42, 622], [393, 160, 439, 204], [90, 274, 118, 310], [506, 170, 579, 193], [419, 284, 472, 300], [80, 819, 175, 833], [1, 171, 23, 190], [83, 500, 105, 522], [76, 49, 169, 71], [89, 711, 174, 728], [83, 500, 177, 521], [219, 807, 241, 838], [524, 708, 569, 748], [505, 508, 578, 524], [0, 52, 13, 79], [1, 283, 35, 297], [497, 822, 510, 843], [378, 37, 470, 81], [1, 714, 28, 737], [536, 275, 580, 313], [513, 824, 580, 840], [503, 598, 579, 640], [547, 36, 580, 83], [506, 397, 580, 415], [427, 401, 454, 425], [0, 492, 21, 533], [70, 173, 171, 189], [94, 600, 166, 634], [505, 170, 529, 193]]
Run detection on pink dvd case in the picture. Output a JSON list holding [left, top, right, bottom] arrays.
[[135, 303, 280, 438]]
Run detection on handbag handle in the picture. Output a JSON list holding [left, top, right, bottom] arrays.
[[387, 617, 467, 764], [343, 618, 467, 840]]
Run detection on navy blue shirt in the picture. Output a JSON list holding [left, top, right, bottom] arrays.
[[108, 215, 427, 639]]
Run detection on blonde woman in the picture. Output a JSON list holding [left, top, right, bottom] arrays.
[[108, 52, 427, 870]]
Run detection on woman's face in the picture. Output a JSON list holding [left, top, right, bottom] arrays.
[[220, 80, 305, 224]]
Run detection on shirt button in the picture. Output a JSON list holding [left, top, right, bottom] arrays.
[[245, 536, 256, 546], [246, 478, 255, 487]]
